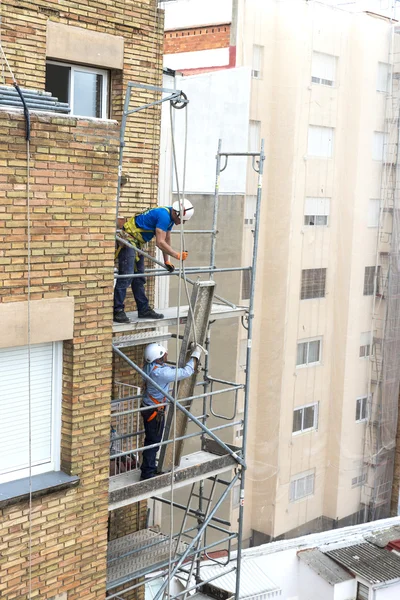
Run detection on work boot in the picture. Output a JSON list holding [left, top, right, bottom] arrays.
[[113, 310, 130, 323], [138, 308, 164, 319]]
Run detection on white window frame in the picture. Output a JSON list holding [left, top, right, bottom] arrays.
[[352, 466, 367, 488], [47, 60, 109, 119], [307, 125, 334, 158], [296, 337, 322, 368], [245, 195, 257, 227], [311, 51, 336, 87], [292, 402, 319, 435], [252, 44, 263, 79], [359, 332, 372, 359], [289, 469, 315, 502], [355, 396, 368, 423], [0, 342, 62, 484], [304, 197, 330, 227]]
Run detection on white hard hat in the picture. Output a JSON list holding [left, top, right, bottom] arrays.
[[144, 343, 167, 363], [172, 198, 194, 221]]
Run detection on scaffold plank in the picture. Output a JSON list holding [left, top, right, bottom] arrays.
[[112, 303, 246, 334], [106, 528, 187, 590], [108, 450, 236, 510], [113, 331, 172, 348]]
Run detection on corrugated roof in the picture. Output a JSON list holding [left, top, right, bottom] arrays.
[[325, 542, 400, 585], [199, 557, 281, 599], [364, 526, 400, 548], [298, 549, 353, 585]]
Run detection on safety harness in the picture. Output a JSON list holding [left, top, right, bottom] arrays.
[[115, 206, 172, 261], [144, 364, 166, 422]]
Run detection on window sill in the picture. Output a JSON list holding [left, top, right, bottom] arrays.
[[0, 471, 80, 509]]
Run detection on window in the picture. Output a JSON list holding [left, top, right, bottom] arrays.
[[289, 470, 315, 502], [249, 120, 261, 153], [368, 199, 380, 228], [0, 342, 62, 484], [359, 332, 372, 358], [352, 466, 367, 488], [293, 403, 318, 434], [364, 266, 379, 296], [252, 45, 263, 79], [241, 270, 251, 300], [45, 61, 109, 119], [232, 484, 241, 508], [356, 582, 369, 600], [356, 396, 368, 422], [245, 195, 257, 226], [311, 51, 336, 86], [296, 338, 321, 367], [308, 126, 334, 158], [239, 339, 247, 371], [301, 268, 326, 300], [304, 197, 330, 226], [372, 132, 386, 161], [377, 62, 390, 93]]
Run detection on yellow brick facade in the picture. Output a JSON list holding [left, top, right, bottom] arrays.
[[0, 0, 164, 598]]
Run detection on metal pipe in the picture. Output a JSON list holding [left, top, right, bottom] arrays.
[[219, 151, 261, 156], [153, 473, 240, 600], [206, 375, 245, 387], [114, 266, 251, 279], [110, 419, 242, 460], [210, 139, 222, 276], [235, 139, 265, 600], [112, 345, 245, 467], [152, 496, 231, 526], [171, 230, 215, 234], [172, 567, 236, 600]]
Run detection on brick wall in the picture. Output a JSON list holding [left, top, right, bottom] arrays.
[[0, 0, 164, 597], [164, 24, 231, 54]]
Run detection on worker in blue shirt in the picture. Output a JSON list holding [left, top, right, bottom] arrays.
[[140, 341, 203, 480], [114, 199, 194, 323]]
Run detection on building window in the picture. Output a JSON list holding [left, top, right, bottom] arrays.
[[359, 332, 372, 358], [308, 126, 334, 158], [352, 467, 367, 488], [249, 120, 261, 153], [356, 582, 369, 600], [356, 396, 368, 422], [304, 197, 330, 226], [368, 199, 380, 228], [363, 266, 379, 296], [232, 483, 241, 508], [245, 195, 257, 226], [301, 268, 326, 300], [293, 403, 318, 434], [241, 270, 251, 300], [252, 45, 263, 79], [289, 470, 315, 502], [238, 339, 247, 371], [0, 342, 62, 484], [296, 338, 322, 367], [377, 62, 390, 93], [311, 51, 336, 86], [372, 132, 387, 161], [45, 61, 109, 119]]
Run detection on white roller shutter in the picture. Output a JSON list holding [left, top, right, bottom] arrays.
[[0, 342, 61, 483]]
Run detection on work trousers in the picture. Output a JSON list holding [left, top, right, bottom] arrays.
[[140, 406, 165, 479], [114, 244, 148, 314]]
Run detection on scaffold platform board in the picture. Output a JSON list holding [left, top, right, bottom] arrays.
[[112, 303, 246, 335], [109, 450, 236, 510], [106, 528, 188, 590]]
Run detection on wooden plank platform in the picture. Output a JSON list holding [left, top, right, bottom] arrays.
[[109, 450, 236, 510]]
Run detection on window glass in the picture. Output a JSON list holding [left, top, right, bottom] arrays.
[[303, 405, 316, 429], [45, 63, 70, 104], [301, 268, 326, 299], [74, 70, 103, 118], [293, 409, 303, 433], [308, 126, 334, 157], [311, 51, 336, 86], [308, 340, 320, 364]]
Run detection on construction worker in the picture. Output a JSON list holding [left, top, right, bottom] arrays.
[[114, 199, 194, 323], [140, 341, 203, 480]]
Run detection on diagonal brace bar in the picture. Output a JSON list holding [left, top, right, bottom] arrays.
[[112, 345, 245, 467]]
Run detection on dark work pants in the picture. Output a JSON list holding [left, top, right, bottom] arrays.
[[141, 407, 165, 479], [114, 244, 149, 314]]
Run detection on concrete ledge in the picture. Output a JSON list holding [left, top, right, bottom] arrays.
[[0, 471, 80, 509]]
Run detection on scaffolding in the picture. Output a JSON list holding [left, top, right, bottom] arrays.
[[107, 82, 265, 599], [362, 26, 400, 521]]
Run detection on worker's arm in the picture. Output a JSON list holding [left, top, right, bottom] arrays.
[[155, 228, 180, 260], [152, 359, 196, 385]]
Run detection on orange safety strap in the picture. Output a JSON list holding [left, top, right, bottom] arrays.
[[146, 365, 166, 422]]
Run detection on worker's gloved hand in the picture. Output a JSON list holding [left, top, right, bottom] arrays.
[[164, 261, 175, 272], [191, 344, 204, 361], [176, 251, 188, 261]]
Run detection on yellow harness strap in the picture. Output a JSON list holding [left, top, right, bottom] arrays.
[[115, 207, 172, 261]]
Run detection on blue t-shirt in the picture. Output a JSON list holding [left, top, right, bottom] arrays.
[[135, 206, 174, 242]]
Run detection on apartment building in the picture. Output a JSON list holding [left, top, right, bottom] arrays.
[[162, 0, 400, 545], [0, 1, 164, 598]]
